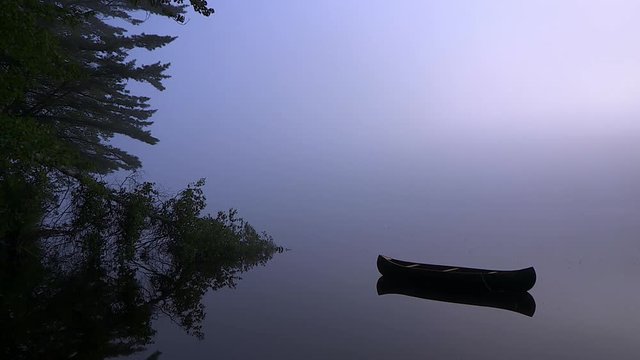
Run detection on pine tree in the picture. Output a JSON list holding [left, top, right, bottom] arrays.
[[0, 0, 210, 248], [1, 0, 212, 174], [1, 6, 285, 355]]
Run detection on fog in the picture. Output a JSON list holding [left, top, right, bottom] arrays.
[[117, 2, 640, 358]]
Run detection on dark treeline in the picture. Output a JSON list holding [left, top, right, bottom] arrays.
[[1, 1, 282, 359], [0, 181, 282, 359]]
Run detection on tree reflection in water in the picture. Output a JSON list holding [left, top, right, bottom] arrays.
[[0, 178, 283, 359]]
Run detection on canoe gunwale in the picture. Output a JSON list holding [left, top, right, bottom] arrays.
[[382, 256, 533, 275]]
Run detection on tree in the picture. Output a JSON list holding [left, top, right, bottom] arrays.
[[1, 3, 284, 357], [3, 0, 181, 173], [1, 0, 218, 175], [0, 0, 167, 254], [0, 0, 219, 245], [0, 179, 283, 359], [0, 177, 283, 360]]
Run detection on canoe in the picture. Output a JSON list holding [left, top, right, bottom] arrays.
[[377, 255, 536, 292], [377, 276, 536, 317]]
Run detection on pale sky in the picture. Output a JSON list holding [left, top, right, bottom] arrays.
[[119, 4, 640, 357], [122, 0, 640, 212]]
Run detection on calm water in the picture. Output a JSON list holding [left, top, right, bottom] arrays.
[[123, 133, 640, 359], [4, 1, 640, 358], [109, 4, 640, 357]]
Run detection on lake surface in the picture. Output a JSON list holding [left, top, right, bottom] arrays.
[[123, 132, 640, 359], [110, 4, 640, 358], [4, 1, 640, 358]]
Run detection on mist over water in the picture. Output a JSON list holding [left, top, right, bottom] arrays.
[[118, 1, 640, 358]]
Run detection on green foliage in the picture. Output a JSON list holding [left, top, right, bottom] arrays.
[[0, 177, 283, 359], [135, 0, 215, 23], [0, 2, 284, 358], [0, 0, 77, 112], [1, 0, 203, 174]]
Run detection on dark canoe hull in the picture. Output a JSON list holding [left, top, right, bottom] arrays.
[[377, 276, 536, 317], [377, 255, 536, 292]]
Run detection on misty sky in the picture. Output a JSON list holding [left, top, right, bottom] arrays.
[[121, 0, 640, 218], [119, 4, 640, 357]]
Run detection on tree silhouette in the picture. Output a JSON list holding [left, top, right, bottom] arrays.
[[1, 179, 283, 360]]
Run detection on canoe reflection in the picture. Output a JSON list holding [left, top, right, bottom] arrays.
[[376, 276, 536, 317]]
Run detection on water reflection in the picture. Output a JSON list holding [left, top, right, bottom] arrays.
[[377, 276, 536, 317], [0, 240, 282, 360], [0, 178, 282, 360]]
